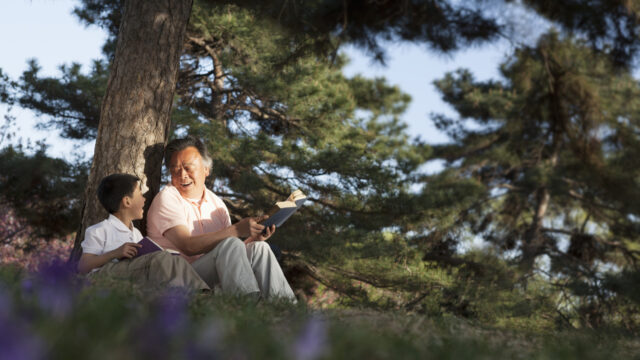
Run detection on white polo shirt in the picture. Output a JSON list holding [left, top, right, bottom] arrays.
[[81, 214, 143, 259]]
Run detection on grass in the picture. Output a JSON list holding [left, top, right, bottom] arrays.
[[0, 263, 639, 360]]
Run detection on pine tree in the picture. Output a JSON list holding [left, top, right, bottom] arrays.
[[0, 1, 438, 300], [0, 145, 88, 238], [0, 1, 494, 264], [429, 31, 640, 326], [519, 0, 640, 67], [3, 0, 640, 321]]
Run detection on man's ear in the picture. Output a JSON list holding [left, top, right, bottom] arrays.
[[205, 166, 210, 178]]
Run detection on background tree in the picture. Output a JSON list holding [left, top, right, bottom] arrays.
[[2, 0, 640, 327], [0, 144, 87, 239], [2, 0, 501, 272], [428, 32, 640, 327], [69, 0, 193, 261], [516, 0, 640, 67]]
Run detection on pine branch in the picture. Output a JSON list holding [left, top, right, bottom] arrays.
[[283, 251, 367, 302]]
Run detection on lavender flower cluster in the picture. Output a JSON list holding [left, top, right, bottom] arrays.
[[0, 259, 330, 360]]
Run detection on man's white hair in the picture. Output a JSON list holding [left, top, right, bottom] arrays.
[[164, 135, 213, 172], [201, 154, 213, 170]]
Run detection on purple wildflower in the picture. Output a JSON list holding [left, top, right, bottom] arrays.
[[20, 278, 34, 294], [0, 286, 11, 319], [0, 289, 45, 360], [185, 319, 223, 359], [33, 260, 77, 319], [135, 288, 191, 359], [36, 260, 76, 285], [292, 315, 329, 360], [156, 288, 189, 335]]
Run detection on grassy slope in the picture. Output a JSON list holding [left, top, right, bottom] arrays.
[[1, 264, 638, 359]]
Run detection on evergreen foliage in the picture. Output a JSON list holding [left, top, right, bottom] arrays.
[[1, 0, 437, 305], [517, 0, 640, 67], [1, 0, 640, 331], [165, 1, 437, 297], [0, 145, 87, 238], [15, 60, 108, 139], [214, 0, 501, 63], [429, 32, 640, 328]]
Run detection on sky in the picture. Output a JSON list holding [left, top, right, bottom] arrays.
[[0, 0, 514, 162]]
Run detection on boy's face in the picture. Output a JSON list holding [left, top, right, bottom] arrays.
[[127, 182, 146, 220], [169, 146, 210, 199]]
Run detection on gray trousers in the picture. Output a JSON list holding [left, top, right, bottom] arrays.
[[191, 237, 296, 301], [93, 251, 210, 291]]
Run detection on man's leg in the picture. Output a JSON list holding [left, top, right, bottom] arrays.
[[191, 237, 260, 295], [245, 241, 296, 301]]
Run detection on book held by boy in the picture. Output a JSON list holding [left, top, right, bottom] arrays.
[[260, 189, 306, 230], [132, 237, 181, 259]]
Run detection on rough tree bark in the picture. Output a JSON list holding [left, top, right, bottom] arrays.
[[69, 0, 193, 263]]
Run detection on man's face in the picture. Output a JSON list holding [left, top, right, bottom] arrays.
[[169, 146, 210, 199]]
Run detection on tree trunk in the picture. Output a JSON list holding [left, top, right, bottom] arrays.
[[69, 0, 193, 263], [522, 186, 551, 266], [521, 150, 558, 271]]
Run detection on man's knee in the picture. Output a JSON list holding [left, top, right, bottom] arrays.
[[248, 241, 277, 260], [250, 241, 271, 254], [219, 236, 244, 251]]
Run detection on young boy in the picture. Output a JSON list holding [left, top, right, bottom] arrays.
[[78, 173, 209, 291]]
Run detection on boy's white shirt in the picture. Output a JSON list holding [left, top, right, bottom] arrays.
[[81, 214, 143, 269]]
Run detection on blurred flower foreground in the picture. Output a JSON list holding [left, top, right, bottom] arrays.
[[1, 207, 639, 360]]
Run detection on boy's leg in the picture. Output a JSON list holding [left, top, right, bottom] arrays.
[[145, 252, 209, 291], [245, 241, 296, 301], [93, 252, 209, 291], [191, 237, 260, 295], [94, 256, 150, 279]]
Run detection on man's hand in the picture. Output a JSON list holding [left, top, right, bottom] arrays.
[[112, 242, 142, 259], [245, 225, 276, 244], [234, 216, 268, 238]]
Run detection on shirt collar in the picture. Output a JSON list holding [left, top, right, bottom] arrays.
[[169, 185, 209, 204], [201, 192, 210, 203], [107, 214, 133, 233]]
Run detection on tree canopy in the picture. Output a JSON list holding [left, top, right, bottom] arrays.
[[1, 0, 640, 329], [429, 31, 640, 326]]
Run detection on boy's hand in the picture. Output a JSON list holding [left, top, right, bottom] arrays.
[[114, 242, 142, 259]]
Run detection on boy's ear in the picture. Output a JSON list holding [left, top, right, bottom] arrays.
[[121, 195, 132, 209]]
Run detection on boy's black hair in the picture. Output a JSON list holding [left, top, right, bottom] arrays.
[[97, 174, 140, 214], [164, 135, 212, 170]]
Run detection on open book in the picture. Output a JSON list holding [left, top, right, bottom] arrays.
[[132, 237, 180, 259], [260, 189, 306, 231]]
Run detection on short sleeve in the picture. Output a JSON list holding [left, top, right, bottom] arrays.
[[147, 188, 189, 236], [81, 225, 106, 255]]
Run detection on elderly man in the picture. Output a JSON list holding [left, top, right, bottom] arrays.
[[147, 136, 296, 300]]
